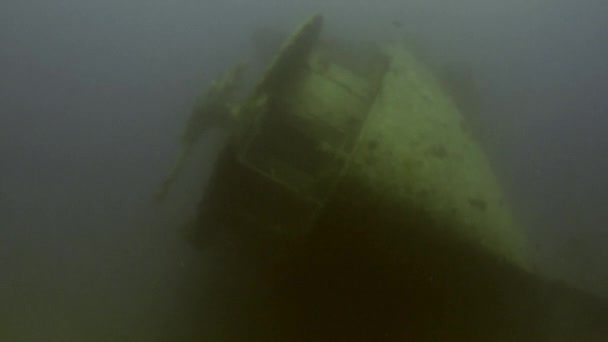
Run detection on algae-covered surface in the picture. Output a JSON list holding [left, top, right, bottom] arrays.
[[346, 44, 529, 269]]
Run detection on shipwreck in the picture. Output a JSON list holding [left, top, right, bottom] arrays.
[[158, 14, 608, 341]]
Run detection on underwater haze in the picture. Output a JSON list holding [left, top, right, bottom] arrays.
[[1, 0, 607, 340]]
